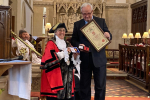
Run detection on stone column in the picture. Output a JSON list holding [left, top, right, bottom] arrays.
[[53, 2, 56, 26], [127, 0, 136, 34], [0, 0, 9, 6], [0, 0, 3, 5], [16, 0, 22, 34], [147, 0, 150, 30], [127, 4, 131, 34], [102, 2, 106, 19]]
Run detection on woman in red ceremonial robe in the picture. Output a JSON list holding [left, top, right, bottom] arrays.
[[40, 23, 75, 100]]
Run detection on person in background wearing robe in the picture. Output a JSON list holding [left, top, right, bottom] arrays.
[[26, 33, 37, 47], [12, 30, 41, 64], [26, 33, 30, 41], [40, 23, 80, 100]]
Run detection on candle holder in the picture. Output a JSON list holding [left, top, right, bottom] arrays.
[[128, 33, 134, 45], [45, 23, 52, 40], [135, 32, 141, 44], [142, 32, 149, 45], [122, 33, 128, 44]]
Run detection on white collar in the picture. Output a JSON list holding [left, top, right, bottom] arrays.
[[55, 36, 66, 51]]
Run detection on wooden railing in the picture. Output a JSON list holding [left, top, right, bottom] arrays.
[[119, 44, 150, 88]]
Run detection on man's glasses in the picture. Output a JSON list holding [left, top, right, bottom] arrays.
[[82, 11, 93, 16]]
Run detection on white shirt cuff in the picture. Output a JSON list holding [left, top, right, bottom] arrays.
[[56, 51, 65, 60]]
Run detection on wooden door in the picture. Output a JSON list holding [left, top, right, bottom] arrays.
[[131, 0, 147, 44], [0, 6, 11, 59]]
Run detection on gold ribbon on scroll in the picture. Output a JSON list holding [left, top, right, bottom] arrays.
[[80, 19, 110, 52]]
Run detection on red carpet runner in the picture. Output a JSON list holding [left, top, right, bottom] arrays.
[[91, 97, 149, 100], [31, 92, 149, 100]]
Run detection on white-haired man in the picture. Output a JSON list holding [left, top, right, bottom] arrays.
[[71, 3, 112, 100]]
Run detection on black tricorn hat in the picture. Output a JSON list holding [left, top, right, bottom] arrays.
[[49, 23, 68, 33]]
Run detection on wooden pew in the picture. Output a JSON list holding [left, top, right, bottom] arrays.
[[119, 44, 150, 88]]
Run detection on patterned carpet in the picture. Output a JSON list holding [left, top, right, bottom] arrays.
[[91, 79, 150, 97], [31, 80, 150, 99], [31, 68, 150, 99], [91, 68, 150, 97]]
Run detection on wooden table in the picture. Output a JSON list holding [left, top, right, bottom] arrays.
[[0, 60, 31, 77], [0, 60, 31, 100]]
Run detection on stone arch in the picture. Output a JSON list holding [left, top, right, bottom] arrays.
[[59, 6, 66, 13], [77, 7, 81, 13], [93, 7, 101, 18], [21, 1, 26, 29], [68, 7, 74, 14], [54, 2, 103, 32]]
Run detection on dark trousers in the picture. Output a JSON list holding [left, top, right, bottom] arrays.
[[80, 53, 106, 100], [75, 91, 80, 100], [74, 75, 80, 100]]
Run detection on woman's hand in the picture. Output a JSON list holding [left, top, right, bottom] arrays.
[[73, 53, 79, 60], [67, 47, 71, 53]]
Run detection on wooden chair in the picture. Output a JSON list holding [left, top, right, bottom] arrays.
[[106, 49, 119, 68]]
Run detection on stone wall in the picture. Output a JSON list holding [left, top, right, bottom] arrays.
[[11, 0, 33, 35], [0, 0, 9, 6], [33, 0, 149, 49], [105, 3, 129, 49]]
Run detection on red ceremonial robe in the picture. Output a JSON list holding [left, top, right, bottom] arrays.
[[40, 40, 75, 98]]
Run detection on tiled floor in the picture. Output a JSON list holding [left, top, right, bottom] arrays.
[[91, 68, 150, 97], [32, 79, 150, 99], [91, 79, 150, 97], [31, 68, 150, 99]]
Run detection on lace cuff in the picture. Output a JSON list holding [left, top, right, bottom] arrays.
[[56, 51, 65, 60]]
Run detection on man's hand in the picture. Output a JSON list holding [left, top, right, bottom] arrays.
[[79, 44, 85, 47], [104, 32, 110, 40], [79, 44, 85, 51]]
